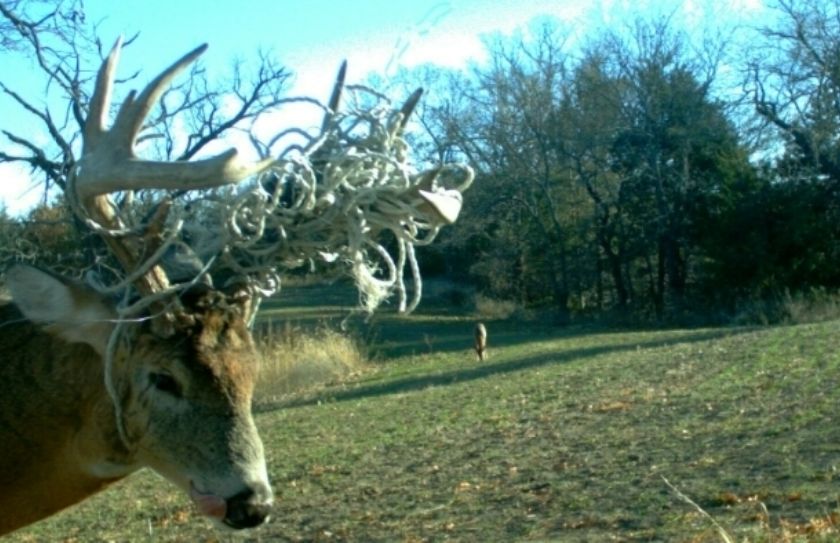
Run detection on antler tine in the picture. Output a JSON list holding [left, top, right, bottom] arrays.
[[85, 37, 123, 150], [71, 39, 275, 316], [114, 43, 208, 144], [321, 60, 347, 133], [398, 87, 423, 132], [75, 38, 273, 202]]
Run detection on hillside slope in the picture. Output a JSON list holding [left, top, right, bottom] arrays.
[[6, 317, 840, 542]]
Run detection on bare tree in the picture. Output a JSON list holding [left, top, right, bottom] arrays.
[[0, 2, 473, 316], [0, 1, 290, 198], [748, 0, 840, 181], [0, 1, 289, 282]]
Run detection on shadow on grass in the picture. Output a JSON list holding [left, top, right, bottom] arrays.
[[257, 327, 747, 413]]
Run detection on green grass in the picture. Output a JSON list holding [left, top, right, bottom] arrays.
[[5, 285, 840, 542]]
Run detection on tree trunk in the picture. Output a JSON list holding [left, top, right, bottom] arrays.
[[656, 238, 666, 320], [601, 239, 628, 308], [552, 245, 570, 324]]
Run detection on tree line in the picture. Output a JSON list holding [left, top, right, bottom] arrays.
[[403, 1, 840, 322]]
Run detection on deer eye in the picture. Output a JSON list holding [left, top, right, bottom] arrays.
[[148, 372, 182, 397]]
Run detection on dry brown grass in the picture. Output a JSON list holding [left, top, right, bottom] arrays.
[[253, 320, 367, 402], [732, 288, 840, 326], [473, 294, 519, 319]]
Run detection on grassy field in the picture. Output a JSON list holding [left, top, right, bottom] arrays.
[[5, 284, 840, 542]]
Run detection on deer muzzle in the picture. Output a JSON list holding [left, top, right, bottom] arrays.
[[190, 481, 272, 529]]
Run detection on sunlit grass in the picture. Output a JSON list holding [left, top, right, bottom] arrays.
[[4, 285, 840, 542]]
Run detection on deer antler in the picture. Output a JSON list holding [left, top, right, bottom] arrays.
[[72, 37, 274, 300], [79, 37, 273, 199]]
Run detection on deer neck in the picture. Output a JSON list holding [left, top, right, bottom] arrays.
[[0, 305, 137, 534], [72, 386, 138, 479]]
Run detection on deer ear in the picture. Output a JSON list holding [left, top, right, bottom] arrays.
[[6, 264, 116, 355]]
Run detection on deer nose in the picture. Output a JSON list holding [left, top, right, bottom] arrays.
[[223, 485, 273, 529]]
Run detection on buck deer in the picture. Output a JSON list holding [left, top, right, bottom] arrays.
[[0, 40, 274, 535], [474, 322, 487, 361]]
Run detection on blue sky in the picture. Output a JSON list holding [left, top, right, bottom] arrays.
[[0, 0, 766, 214]]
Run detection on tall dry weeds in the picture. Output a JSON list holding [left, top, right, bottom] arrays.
[[254, 320, 367, 402]]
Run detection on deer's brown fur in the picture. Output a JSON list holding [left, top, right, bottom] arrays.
[[0, 269, 271, 535], [474, 322, 487, 361]]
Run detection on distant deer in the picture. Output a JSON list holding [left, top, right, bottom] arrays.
[[474, 322, 488, 361]]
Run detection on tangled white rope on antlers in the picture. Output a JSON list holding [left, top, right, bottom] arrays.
[[72, 40, 473, 322], [220, 62, 473, 315]]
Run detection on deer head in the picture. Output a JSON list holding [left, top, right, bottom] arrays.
[[62, 37, 273, 529]]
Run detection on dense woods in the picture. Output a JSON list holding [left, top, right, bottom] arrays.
[[2, 0, 839, 323], [405, 1, 840, 322]]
